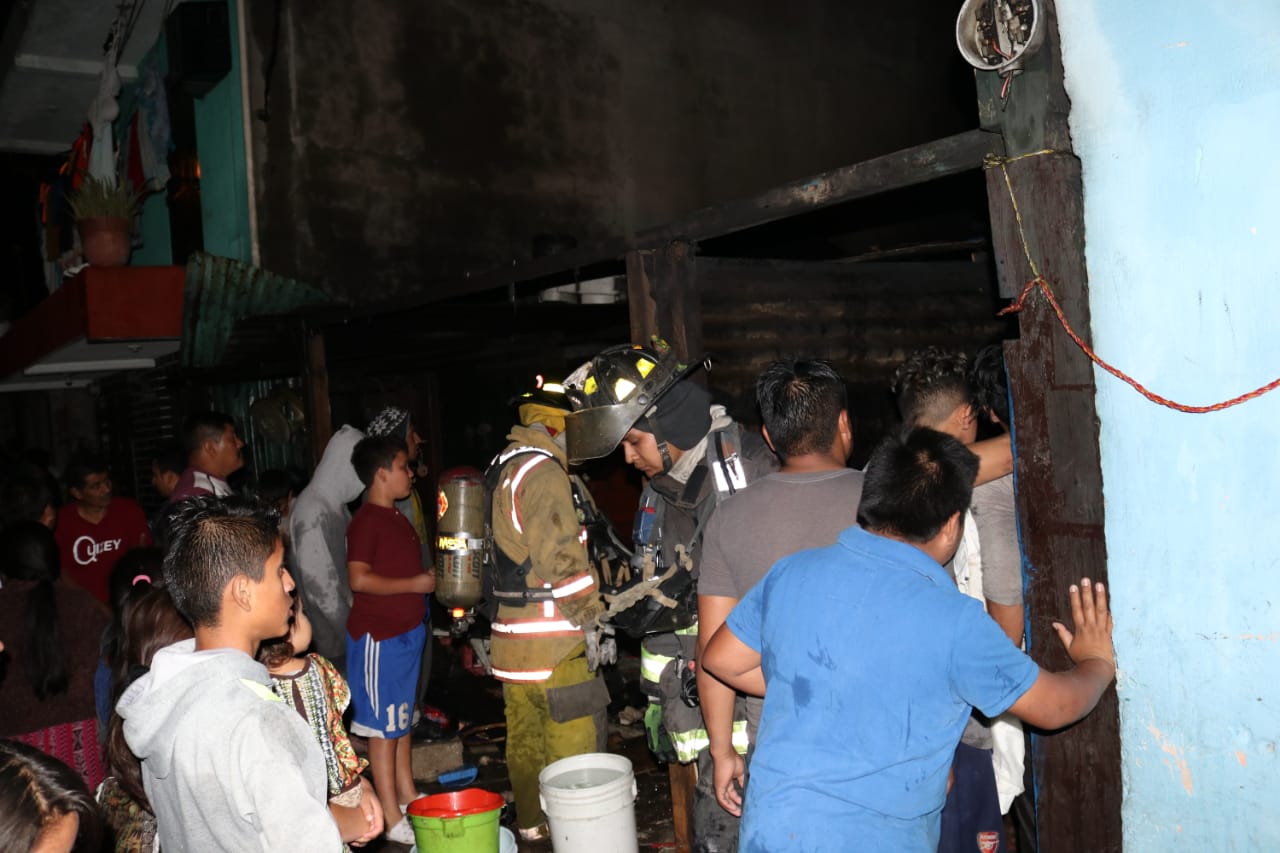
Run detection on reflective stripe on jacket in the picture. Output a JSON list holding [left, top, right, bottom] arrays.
[[490, 425, 601, 683]]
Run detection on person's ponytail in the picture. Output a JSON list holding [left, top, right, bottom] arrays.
[[23, 575, 68, 699]]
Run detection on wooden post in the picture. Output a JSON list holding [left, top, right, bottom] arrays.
[[668, 762, 697, 853], [302, 323, 332, 468], [652, 240, 702, 365], [626, 249, 659, 347], [625, 240, 702, 367], [979, 1, 1122, 849]]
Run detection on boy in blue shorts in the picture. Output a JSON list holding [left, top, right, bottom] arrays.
[[347, 435, 436, 844]]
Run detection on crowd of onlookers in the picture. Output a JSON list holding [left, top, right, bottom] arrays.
[[0, 413, 315, 851], [0, 345, 1119, 852], [0, 405, 444, 852]]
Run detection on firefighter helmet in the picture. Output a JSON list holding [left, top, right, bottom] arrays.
[[509, 375, 572, 434], [562, 344, 705, 465]]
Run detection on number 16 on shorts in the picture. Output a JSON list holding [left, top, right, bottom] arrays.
[[346, 624, 426, 739], [386, 702, 412, 733]]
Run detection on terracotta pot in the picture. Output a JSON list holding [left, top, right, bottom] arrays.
[[78, 216, 132, 267]]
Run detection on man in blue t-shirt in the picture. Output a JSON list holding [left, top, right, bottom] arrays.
[[702, 427, 1116, 852]]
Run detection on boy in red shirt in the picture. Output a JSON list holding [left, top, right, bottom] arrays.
[[346, 435, 436, 844], [55, 454, 151, 604]]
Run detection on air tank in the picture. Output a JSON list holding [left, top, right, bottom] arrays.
[[434, 467, 487, 609]]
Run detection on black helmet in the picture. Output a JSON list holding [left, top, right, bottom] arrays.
[[507, 375, 572, 412], [508, 375, 574, 432], [563, 343, 705, 465]]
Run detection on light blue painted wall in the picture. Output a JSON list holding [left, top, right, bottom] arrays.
[[1056, 2, 1280, 848], [192, 0, 252, 262], [117, 34, 172, 266], [130, 33, 173, 266]]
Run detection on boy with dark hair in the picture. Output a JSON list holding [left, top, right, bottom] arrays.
[[697, 358, 863, 821], [894, 345, 1027, 848], [346, 434, 436, 844], [892, 347, 977, 436], [892, 346, 1013, 485], [703, 428, 1115, 852], [116, 497, 349, 850], [55, 454, 152, 604]]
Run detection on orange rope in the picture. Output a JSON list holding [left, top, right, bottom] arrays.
[[989, 152, 1280, 414]]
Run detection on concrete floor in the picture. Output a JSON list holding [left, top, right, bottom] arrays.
[[361, 637, 676, 852]]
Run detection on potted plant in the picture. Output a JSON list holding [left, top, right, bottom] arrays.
[[68, 176, 139, 267]]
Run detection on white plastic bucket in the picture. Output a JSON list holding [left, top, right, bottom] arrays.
[[538, 753, 638, 853]]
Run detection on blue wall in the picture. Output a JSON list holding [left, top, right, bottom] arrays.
[[116, 34, 173, 266], [1056, 2, 1280, 848]]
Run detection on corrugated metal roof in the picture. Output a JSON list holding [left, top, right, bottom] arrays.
[[182, 252, 335, 368]]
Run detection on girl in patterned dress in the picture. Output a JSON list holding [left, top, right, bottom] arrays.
[[259, 595, 382, 846]]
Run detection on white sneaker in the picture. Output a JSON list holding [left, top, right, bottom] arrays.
[[386, 816, 416, 844], [399, 791, 429, 810], [518, 823, 549, 842]]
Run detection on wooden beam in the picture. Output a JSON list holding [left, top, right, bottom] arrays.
[[641, 130, 997, 249], [980, 1, 1122, 849], [320, 128, 1000, 318]]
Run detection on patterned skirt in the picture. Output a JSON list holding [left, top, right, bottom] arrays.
[[13, 717, 106, 792]]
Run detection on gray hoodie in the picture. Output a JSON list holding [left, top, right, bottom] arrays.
[[117, 639, 342, 852], [288, 425, 366, 660]]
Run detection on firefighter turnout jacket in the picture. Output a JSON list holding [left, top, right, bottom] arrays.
[[489, 424, 605, 683]]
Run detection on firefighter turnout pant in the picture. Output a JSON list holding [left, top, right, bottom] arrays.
[[641, 627, 750, 853], [503, 644, 609, 831]]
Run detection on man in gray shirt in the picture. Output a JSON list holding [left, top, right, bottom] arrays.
[[696, 359, 864, 819]]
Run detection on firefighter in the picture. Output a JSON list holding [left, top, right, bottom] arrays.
[[564, 343, 778, 853], [487, 380, 611, 843]]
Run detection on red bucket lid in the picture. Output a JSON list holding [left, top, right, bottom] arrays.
[[407, 788, 505, 819]]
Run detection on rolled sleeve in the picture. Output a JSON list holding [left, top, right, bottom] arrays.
[[970, 477, 1022, 606]]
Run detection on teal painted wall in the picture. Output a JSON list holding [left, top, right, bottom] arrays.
[[1057, 2, 1280, 848], [193, 0, 252, 263], [117, 0, 252, 266]]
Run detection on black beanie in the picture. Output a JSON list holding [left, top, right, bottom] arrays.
[[637, 382, 712, 451]]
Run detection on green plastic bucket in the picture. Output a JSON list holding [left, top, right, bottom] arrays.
[[406, 789, 504, 853]]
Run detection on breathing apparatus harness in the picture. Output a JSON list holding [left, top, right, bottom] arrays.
[[483, 445, 560, 608], [482, 444, 631, 609], [602, 416, 750, 637]]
